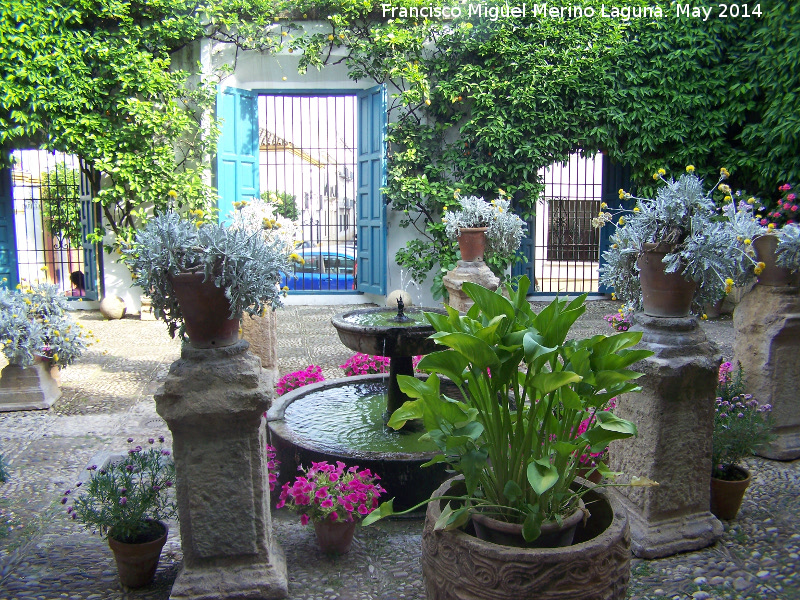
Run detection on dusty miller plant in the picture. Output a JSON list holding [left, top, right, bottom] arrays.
[[443, 195, 527, 260], [597, 168, 743, 310], [124, 211, 291, 339]]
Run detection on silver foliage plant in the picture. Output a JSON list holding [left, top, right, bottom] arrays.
[[776, 224, 800, 270], [125, 211, 291, 340], [443, 195, 527, 259], [597, 169, 742, 311]]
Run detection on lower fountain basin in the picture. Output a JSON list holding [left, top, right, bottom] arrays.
[[267, 375, 450, 512]]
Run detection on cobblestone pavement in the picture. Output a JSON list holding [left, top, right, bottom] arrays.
[[0, 302, 797, 600]]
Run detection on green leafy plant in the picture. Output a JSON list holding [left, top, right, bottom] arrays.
[[713, 362, 773, 481], [365, 276, 655, 542], [66, 437, 177, 543], [40, 165, 82, 248], [0, 454, 8, 483], [0, 281, 93, 368], [261, 190, 299, 222], [597, 167, 748, 311], [123, 208, 291, 340]]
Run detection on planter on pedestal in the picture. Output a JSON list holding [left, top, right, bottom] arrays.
[[421, 477, 631, 600], [313, 519, 357, 554], [0, 356, 61, 412], [710, 465, 751, 520], [637, 243, 696, 317], [457, 227, 488, 262], [169, 272, 239, 348], [107, 521, 168, 589], [753, 235, 800, 287]]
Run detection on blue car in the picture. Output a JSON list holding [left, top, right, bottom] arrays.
[[282, 249, 357, 291]]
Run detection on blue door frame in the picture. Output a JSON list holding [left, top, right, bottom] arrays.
[[215, 86, 388, 295]]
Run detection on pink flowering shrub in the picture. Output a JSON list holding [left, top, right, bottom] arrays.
[[277, 461, 385, 525], [340, 353, 423, 376], [266, 445, 280, 492], [574, 399, 618, 466], [276, 365, 324, 396], [604, 312, 631, 332]]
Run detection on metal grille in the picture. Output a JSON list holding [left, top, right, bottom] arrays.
[[10, 150, 89, 297], [259, 95, 358, 292], [525, 154, 603, 294]]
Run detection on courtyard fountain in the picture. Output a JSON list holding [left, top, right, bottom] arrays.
[[267, 301, 450, 511]]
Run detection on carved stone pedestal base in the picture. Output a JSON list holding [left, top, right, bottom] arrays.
[[610, 314, 723, 558], [442, 260, 499, 313], [734, 284, 800, 460], [0, 359, 61, 412], [155, 341, 287, 600]]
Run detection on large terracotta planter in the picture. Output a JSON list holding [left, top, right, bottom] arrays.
[[752, 235, 799, 287], [421, 477, 631, 600], [710, 465, 751, 520], [313, 518, 357, 554], [637, 243, 696, 317], [169, 271, 239, 348], [457, 227, 488, 262], [108, 521, 168, 589]]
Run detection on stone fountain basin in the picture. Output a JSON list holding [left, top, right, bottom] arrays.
[[266, 376, 449, 512], [331, 307, 447, 357]]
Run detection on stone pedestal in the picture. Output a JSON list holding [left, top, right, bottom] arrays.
[[0, 359, 61, 411], [240, 310, 279, 381], [609, 314, 723, 558], [733, 284, 800, 460], [442, 260, 500, 313], [155, 341, 287, 600]]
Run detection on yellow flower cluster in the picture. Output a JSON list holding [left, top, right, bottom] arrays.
[[262, 218, 281, 230], [289, 253, 305, 265], [720, 167, 730, 179], [725, 277, 734, 295], [686, 165, 695, 173], [167, 190, 178, 198], [233, 200, 249, 210], [753, 261, 766, 276]]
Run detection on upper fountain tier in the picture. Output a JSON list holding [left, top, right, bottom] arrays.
[[331, 306, 446, 358]]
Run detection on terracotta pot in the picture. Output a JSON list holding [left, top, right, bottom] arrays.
[[313, 518, 357, 554], [457, 227, 488, 262], [107, 521, 168, 589], [471, 500, 585, 548], [710, 465, 751, 520], [169, 271, 239, 348], [421, 477, 631, 600], [637, 243, 696, 317], [752, 235, 799, 287]]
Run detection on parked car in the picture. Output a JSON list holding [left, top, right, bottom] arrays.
[[282, 248, 357, 291]]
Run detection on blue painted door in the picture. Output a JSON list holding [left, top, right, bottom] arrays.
[[598, 159, 632, 294], [0, 165, 18, 289], [79, 170, 99, 300], [216, 87, 259, 223], [356, 85, 387, 295]]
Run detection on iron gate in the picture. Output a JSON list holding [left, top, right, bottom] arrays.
[[259, 95, 358, 292], [8, 150, 97, 298], [514, 153, 603, 294]]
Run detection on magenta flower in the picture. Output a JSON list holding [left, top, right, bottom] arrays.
[[300, 514, 310, 526]]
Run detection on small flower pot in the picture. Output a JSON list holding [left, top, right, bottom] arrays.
[[471, 500, 586, 549], [107, 521, 168, 589], [457, 227, 488, 262], [313, 518, 357, 554], [710, 465, 751, 520]]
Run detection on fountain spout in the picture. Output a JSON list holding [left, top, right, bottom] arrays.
[[392, 296, 413, 323]]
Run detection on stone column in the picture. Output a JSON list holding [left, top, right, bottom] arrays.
[[241, 310, 279, 381], [733, 285, 800, 460], [609, 314, 723, 558], [442, 260, 500, 313], [155, 341, 288, 600]]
